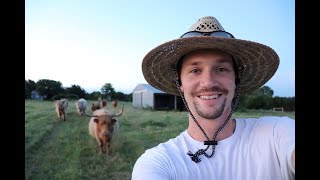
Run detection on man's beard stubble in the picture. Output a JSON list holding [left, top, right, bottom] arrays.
[[193, 97, 227, 120], [191, 86, 229, 120]]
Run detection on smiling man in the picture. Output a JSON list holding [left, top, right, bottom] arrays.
[[178, 49, 237, 143], [132, 16, 295, 180]]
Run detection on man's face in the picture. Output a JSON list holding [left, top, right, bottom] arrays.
[[180, 49, 236, 120]]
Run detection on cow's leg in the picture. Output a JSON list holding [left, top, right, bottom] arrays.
[[59, 111, 63, 122], [98, 140, 103, 154], [105, 142, 110, 154]]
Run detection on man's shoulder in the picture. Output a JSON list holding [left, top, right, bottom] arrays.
[[236, 116, 294, 133], [237, 116, 294, 124]]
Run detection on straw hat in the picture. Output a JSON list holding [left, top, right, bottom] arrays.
[[142, 16, 279, 96]]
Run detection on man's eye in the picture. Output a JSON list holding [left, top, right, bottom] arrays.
[[190, 69, 200, 73], [217, 67, 229, 72]]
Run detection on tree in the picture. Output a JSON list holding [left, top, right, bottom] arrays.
[[238, 85, 274, 110], [273, 96, 295, 111], [87, 91, 102, 100], [65, 85, 87, 99], [252, 86, 274, 97], [36, 79, 65, 100], [101, 83, 115, 100], [245, 95, 272, 110], [25, 79, 36, 99], [113, 91, 132, 101]]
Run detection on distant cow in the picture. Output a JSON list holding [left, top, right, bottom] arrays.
[[111, 100, 118, 108], [54, 98, 68, 121], [75, 98, 87, 116], [91, 100, 107, 112], [88, 105, 124, 154]]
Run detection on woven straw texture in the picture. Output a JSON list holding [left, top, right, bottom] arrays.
[[142, 16, 279, 96]]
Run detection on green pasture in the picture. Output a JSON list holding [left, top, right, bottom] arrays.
[[25, 100, 294, 179]]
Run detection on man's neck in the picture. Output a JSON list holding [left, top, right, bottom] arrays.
[[187, 112, 235, 142]]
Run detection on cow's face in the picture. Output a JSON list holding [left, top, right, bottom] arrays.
[[91, 104, 97, 111], [93, 115, 117, 143], [101, 100, 107, 108]]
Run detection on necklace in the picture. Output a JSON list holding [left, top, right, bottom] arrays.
[[185, 105, 233, 163]]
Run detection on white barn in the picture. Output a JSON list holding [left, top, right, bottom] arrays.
[[132, 84, 185, 111]]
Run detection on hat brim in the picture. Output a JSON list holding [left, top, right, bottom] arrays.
[[142, 36, 279, 96]]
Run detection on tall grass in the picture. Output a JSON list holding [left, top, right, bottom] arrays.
[[25, 100, 294, 179]]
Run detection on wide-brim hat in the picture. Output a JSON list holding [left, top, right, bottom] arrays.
[[142, 16, 279, 96]]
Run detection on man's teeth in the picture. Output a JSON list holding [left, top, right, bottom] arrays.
[[199, 95, 219, 99]]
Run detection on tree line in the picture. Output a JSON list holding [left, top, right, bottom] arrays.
[[25, 79, 295, 111], [237, 86, 295, 112], [25, 79, 132, 102]]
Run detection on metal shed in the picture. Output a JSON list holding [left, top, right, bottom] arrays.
[[31, 90, 45, 100], [132, 84, 185, 111]]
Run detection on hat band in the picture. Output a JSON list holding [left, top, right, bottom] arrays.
[[180, 31, 235, 39]]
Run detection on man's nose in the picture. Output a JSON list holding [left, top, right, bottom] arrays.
[[199, 71, 219, 88]]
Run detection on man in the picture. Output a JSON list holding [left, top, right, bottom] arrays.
[[132, 16, 295, 180]]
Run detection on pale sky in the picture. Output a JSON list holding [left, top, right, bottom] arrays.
[[25, 0, 295, 97]]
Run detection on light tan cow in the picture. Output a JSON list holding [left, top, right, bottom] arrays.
[[54, 98, 68, 121], [88, 105, 124, 154]]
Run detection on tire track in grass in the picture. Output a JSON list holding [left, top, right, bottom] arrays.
[[25, 117, 60, 179], [25, 113, 85, 179]]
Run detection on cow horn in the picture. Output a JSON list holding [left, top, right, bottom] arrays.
[[113, 104, 124, 117]]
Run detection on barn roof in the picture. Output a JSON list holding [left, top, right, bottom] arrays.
[[134, 84, 166, 94]]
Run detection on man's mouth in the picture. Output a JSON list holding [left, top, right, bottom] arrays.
[[199, 94, 222, 100]]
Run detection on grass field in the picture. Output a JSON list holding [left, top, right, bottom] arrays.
[[25, 100, 295, 179]]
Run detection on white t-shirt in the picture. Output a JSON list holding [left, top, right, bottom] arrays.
[[132, 116, 295, 180]]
